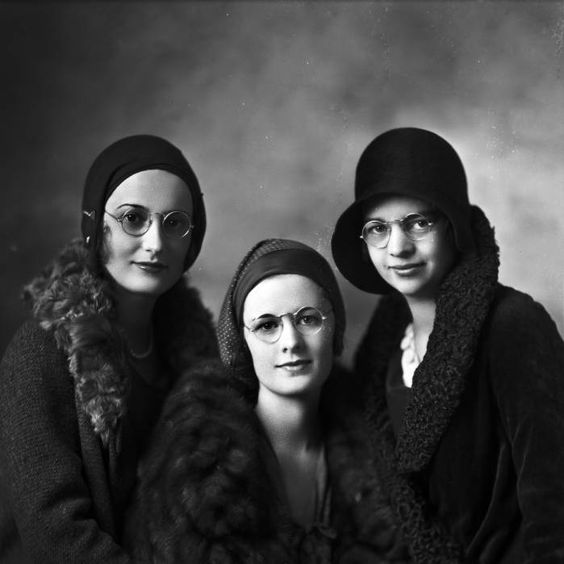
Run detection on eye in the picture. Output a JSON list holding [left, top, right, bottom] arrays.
[[295, 308, 323, 328], [251, 317, 281, 335], [164, 215, 180, 228], [404, 214, 433, 233], [365, 221, 388, 235], [163, 211, 191, 236], [121, 210, 146, 227]]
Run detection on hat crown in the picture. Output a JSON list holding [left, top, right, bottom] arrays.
[[355, 127, 468, 210]]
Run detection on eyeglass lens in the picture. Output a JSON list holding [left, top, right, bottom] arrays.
[[248, 307, 326, 343]]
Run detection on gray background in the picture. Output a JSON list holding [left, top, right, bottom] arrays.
[[1, 1, 563, 365]]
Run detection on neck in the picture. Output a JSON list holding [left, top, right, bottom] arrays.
[[404, 295, 437, 360], [255, 388, 322, 455], [112, 285, 157, 352]]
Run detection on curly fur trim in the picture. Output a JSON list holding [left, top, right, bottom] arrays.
[[356, 205, 500, 562], [128, 360, 293, 563], [22, 239, 217, 446]]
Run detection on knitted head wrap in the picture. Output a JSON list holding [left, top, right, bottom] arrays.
[[217, 238, 346, 404], [81, 134, 206, 271], [331, 127, 474, 294]]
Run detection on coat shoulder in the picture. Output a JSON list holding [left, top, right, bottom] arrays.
[[485, 284, 564, 356], [490, 285, 559, 327]]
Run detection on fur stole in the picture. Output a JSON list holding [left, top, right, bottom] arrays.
[[22, 238, 217, 446], [127, 362, 410, 563], [356, 205, 500, 562]]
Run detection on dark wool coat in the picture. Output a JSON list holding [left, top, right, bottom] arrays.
[[356, 207, 564, 563], [0, 240, 218, 564], [125, 360, 412, 564]]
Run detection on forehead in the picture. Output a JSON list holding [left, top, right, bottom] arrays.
[[105, 169, 193, 212], [363, 195, 432, 220], [243, 274, 327, 319]]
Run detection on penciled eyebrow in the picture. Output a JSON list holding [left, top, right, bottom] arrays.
[[364, 209, 437, 222], [114, 203, 190, 214], [248, 306, 324, 322], [116, 203, 147, 210]]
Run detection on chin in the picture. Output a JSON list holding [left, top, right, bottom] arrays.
[[394, 280, 440, 300], [267, 375, 320, 398], [119, 279, 175, 298]]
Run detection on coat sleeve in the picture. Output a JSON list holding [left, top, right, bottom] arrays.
[[0, 322, 130, 564], [487, 290, 564, 563]]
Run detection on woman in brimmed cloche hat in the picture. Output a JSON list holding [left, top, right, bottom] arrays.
[[0, 135, 218, 562], [331, 127, 564, 562]]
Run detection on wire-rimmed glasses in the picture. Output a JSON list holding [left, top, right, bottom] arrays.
[[360, 212, 441, 248], [105, 207, 193, 239], [244, 306, 332, 344]]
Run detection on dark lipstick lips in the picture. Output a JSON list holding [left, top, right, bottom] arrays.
[[389, 263, 423, 270], [277, 359, 311, 368], [134, 262, 167, 270]]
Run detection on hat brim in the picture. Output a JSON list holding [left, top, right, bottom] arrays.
[[331, 197, 394, 294]]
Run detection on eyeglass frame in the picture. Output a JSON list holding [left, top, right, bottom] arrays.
[[360, 211, 443, 249], [104, 208, 194, 239], [243, 305, 333, 344]]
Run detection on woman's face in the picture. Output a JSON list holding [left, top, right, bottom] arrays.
[[103, 169, 193, 297], [243, 274, 335, 400], [363, 195, 457, 300]]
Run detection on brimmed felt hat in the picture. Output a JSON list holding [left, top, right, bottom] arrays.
[[331, 127, 474, 294], [81, 134, 206, 271]]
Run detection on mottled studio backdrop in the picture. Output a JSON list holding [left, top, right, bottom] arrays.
[[1, 1, 563, 364]]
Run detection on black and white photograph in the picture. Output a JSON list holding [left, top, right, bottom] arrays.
[[1, 2, 564, 562]]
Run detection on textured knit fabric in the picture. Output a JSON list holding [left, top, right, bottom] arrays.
[[217, 238, 346, 404], [355, 206, 564, 563], [124, 360, 411, 563], [0, 239, 218, 563]]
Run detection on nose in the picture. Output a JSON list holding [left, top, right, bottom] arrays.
[[141, 216, 165, 254], [387, 224, 415, 257], [278, 317, 303, 352]]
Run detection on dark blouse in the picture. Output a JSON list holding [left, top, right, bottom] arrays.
[[114, 358, 172, 534], [385, 348, 412, 437]]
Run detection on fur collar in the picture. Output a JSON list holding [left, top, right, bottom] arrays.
[[22, 239, 217, 446], [128, 362, 407, 562]]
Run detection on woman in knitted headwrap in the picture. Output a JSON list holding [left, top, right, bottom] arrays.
[[0, 135, 217, 563], [331, 127, 564, 563], [126, 238, 410, 563]]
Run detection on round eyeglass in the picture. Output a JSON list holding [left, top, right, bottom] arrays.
[[360, 212, 441, 249], [105, 208, 193, 239], [243, 306, 332, 344]]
